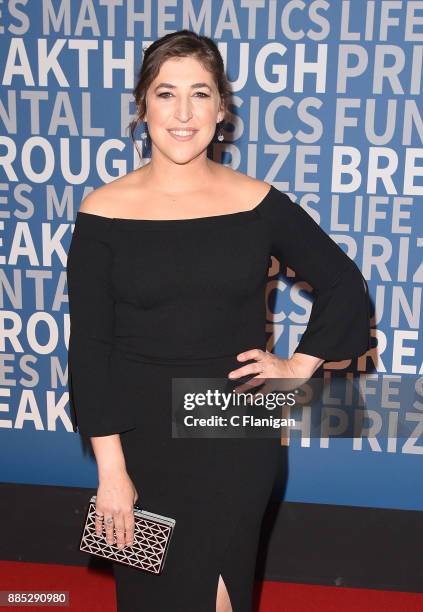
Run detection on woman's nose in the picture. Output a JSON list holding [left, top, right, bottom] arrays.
[[174, 98, 194, 120]]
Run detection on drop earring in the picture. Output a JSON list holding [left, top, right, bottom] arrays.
[[141, 121, 149, 142], [217, 128, 224, 142]]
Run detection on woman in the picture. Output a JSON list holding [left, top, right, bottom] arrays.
[[66, 30, 371, 612]]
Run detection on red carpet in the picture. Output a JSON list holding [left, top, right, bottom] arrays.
[[1, 560, 423, 611]]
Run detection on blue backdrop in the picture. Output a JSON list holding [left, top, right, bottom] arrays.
[[0, 1, 422, 511]]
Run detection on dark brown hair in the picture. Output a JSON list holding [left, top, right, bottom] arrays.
[[129, 29, 232, 160]]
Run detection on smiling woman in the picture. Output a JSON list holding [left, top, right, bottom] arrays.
[[128, 33, 231, 163], [66, 28, 371, 612]]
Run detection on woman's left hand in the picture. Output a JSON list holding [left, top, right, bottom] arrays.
[[227, 348, 324, 400]]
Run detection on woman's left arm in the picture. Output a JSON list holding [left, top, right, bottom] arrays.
[[270, 189, 371, 373], [229, 187, 371, 383]]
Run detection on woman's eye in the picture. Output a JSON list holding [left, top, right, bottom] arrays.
[[157, 92, 209, 98]]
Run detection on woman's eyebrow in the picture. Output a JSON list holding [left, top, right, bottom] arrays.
[[154, 82, 212, 91]]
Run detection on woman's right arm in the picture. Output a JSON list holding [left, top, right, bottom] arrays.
[[66, 192, 138, 548], [91, 434, 138, 548]]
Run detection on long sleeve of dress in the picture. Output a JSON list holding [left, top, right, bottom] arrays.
[[260, 189, 371, 362], [66, 212, 136, 437]]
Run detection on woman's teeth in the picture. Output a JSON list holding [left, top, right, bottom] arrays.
[[169, 130, 196, 136]]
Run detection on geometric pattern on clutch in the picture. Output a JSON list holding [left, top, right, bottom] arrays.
[[79, 496, 176, 575]]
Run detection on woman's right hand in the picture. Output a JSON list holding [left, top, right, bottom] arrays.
[[95, 470, 139, 549]]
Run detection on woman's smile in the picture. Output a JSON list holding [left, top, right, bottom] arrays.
[[167, 128, 198, 141]]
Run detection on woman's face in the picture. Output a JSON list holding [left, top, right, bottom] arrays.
[[144, 55, 225, 163]]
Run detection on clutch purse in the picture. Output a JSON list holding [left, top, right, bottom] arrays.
[[79, 495, 176, 575]]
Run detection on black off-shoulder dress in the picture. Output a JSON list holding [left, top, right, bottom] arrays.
[[66, 185, 371, 611]]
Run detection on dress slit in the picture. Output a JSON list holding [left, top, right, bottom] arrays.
[[216, 572, 234, 612]]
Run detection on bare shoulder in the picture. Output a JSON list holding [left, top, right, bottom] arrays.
[[78, 186, 113, 218], [217, 166, 272, 208], [78, 173, 137, 218]]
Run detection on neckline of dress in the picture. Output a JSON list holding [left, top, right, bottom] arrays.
[[76, 184, 275, 227]]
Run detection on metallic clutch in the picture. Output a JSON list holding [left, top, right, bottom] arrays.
[[79, 495, 176, 575]]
